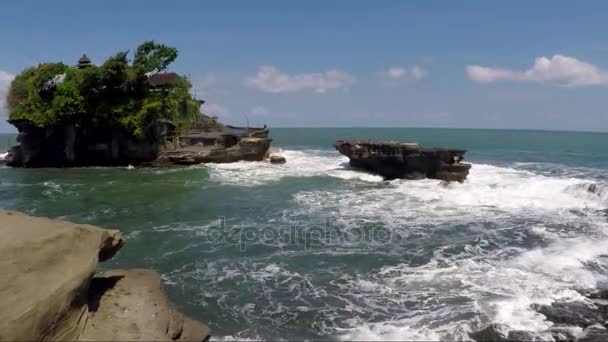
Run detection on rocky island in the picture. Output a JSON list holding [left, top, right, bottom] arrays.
[[335, 140, 472, 182], [0, 210, 210, 341], [4, 42, 272, 168]]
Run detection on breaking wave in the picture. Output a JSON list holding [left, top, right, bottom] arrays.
[[158, 149, 608, 340], [206, 149, 383, 186], [3, 146, 607, 340], [283, 159, 608, 339]]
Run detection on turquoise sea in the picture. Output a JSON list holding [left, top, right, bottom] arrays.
[[1, 128, 608, 340]]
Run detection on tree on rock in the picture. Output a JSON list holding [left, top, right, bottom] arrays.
[[6, 41, 199, 137]]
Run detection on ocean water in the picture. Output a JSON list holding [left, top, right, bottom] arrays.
[[1, 128, 608, 340]]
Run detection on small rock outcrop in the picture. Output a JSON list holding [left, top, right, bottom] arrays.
[[156, 137, 271, 165], [82, 269, 209, 341], [469, 323, 538, 342], [334, 140, 471, 182], [0, 210, 210, 341], [269, 154, 286, 164], [470, 292, 608, 342], [531, 302, 604, 328]]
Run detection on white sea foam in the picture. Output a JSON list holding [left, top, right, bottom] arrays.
[[292, 163, 607, 232], [206, 149, 383, 185], [0, 152, 7, 160], [211, 334, 262, 342], [159, 149, 608, 340], [276, 155, 608, 340], [333, 234, 608, 340]]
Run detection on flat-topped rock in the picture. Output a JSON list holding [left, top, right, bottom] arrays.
[[0, 211, 123, 341], [155, 137, 271, 165], [0, 210, 210, 341], [82, 269, 210, 341], [334, 140, 471, 182]]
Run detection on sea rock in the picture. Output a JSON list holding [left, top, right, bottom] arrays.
[[6, 120, 168, 167], [580, 325, 608, 342], [82, 269, 210, 341], [160, 137, 271, 165], [531, 302, 604, 328], [269, 154, 286, 164], [0, 210, 123, 341], [334, 140, 471, 182], [469, 323, 540, 341], [549, 325, 583, 342], [0, 210, 210, 341], [585, 288, 608, 300], [7, 116, 272, 168]]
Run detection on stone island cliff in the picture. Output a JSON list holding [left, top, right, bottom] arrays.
[[4, 41, 271, 168], [335, 140, 472, 182]]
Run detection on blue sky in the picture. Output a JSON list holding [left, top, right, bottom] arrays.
[[1, 1, 608, 132]]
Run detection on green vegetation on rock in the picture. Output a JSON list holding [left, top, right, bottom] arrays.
[[7, 41, 200, 136]]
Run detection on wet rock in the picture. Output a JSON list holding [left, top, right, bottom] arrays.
[[585, 289, 608, 300], [269, 154, 286, 164], [469, 323, 538, 342], [7, 120, 165, 167], [549, 325, 582, 342], [505, 329, 540, 341], [589, 298, 608, 317], [470, 323, 508, 341], [531, 302, 604, 328], [334, 140, 471, 182], [580, 325, 608, 342], [160, 137, 271, 165]]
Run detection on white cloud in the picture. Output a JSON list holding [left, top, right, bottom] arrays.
[[250, 105, 269, 116], [466, 55, 608, 87], [201, 102, 226, 117], [244, 65, 355, 94], [383, 65, 426, 83], [0, 70, 15, 118]]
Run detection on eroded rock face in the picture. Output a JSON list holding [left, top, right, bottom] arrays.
[[469, 323, 541, 342], [82, 269, 210, 341], [269, 154, 286, 164], [334, 140, 471, 182], [6, 120, 165, 167], [531, 302, 604, 328], [158, 137, 271, 165], [0, 210, 210, 341], [0, 210, 123, 341]]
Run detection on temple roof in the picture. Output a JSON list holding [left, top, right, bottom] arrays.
[[148, 72, 180, 87], [77, 54, 92, 68]]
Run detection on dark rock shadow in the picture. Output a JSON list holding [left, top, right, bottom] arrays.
[[88, 275, 124, 312]]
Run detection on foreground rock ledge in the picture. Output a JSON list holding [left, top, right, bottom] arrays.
[[335, 140, 472, 182], [0, 210, 210, 341]]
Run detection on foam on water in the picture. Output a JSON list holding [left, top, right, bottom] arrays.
[[206, 149, 383, 185], [275, 154, 608, 340], [7, 147, 603, 340], [329, 232, 608, 340], [191, 149, 608, 340], [0, 152, 7, 160], [292, 163, 607, 231]]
